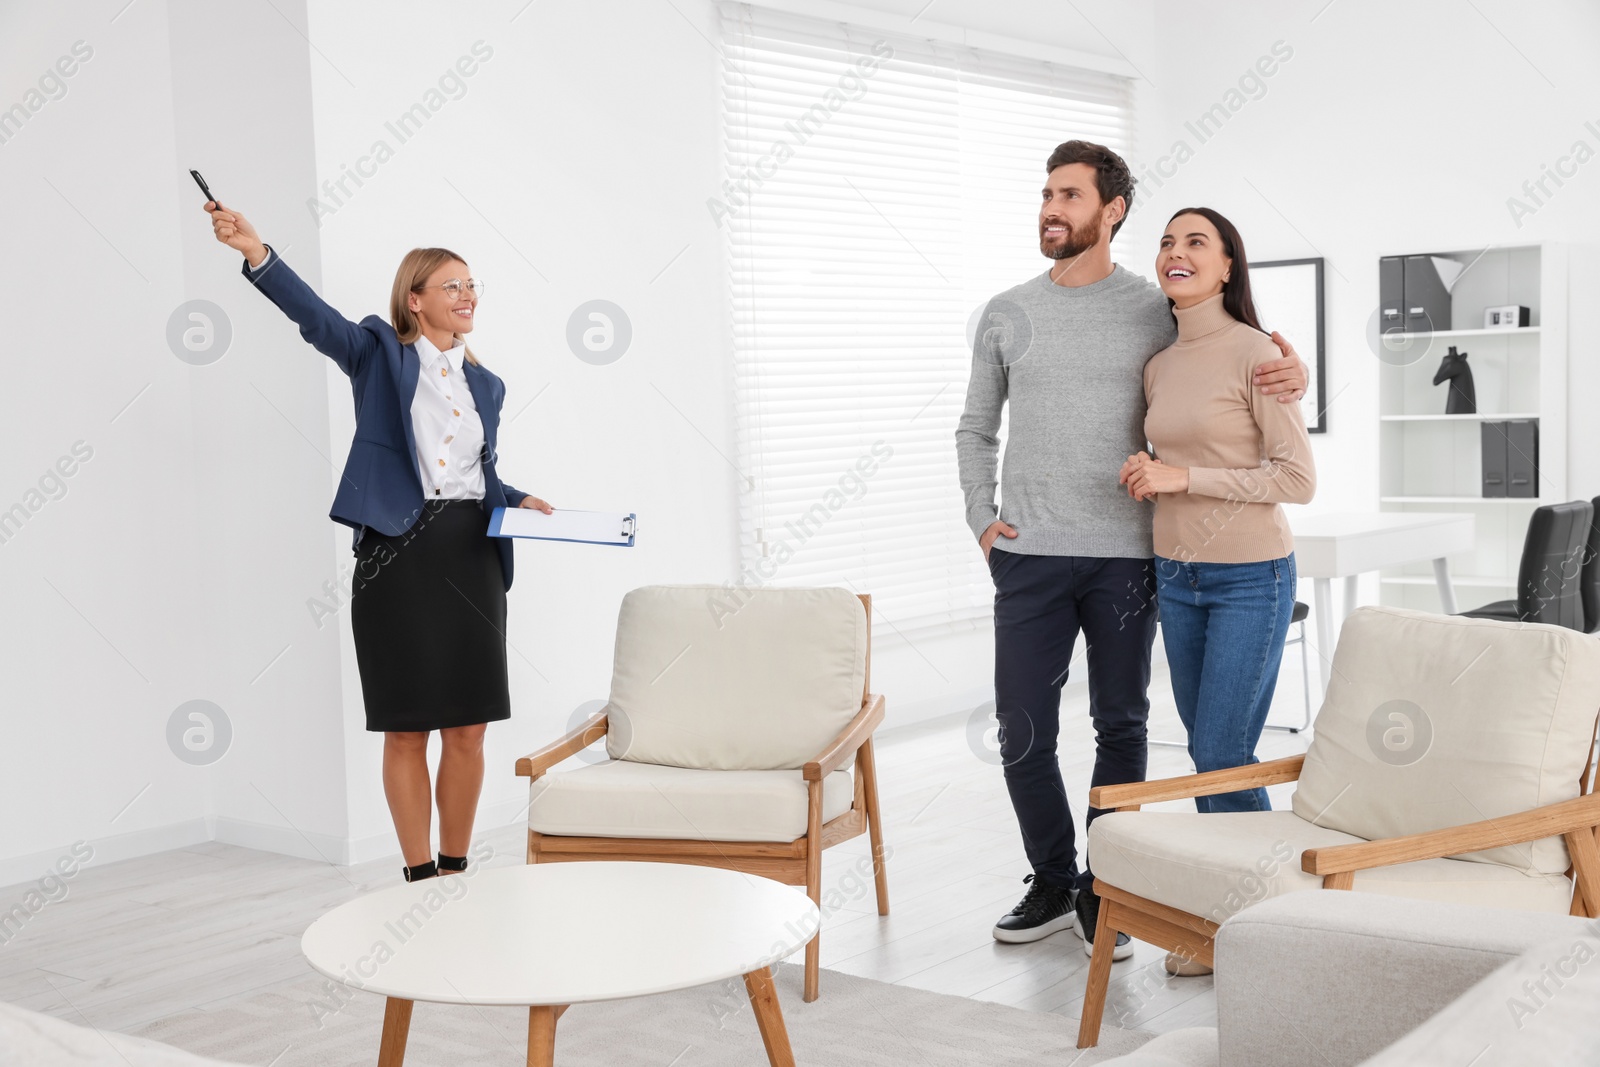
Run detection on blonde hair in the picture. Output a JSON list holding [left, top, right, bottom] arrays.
[[389, 247, 482, 366]]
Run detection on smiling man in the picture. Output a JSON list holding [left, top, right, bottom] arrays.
[[955, 140, 1306, 960]]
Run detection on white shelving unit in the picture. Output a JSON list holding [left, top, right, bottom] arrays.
[[1379, 413, 1539, 422], [1387, 326, 1542, 340], [1377, 243, 1567, 612]]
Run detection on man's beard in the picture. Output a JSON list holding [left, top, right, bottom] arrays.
[[1040, 215, 1103, 260]]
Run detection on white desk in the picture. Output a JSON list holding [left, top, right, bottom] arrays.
[[1290, 512, 1476, 697]]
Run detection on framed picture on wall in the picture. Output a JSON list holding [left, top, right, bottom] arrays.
[[1250, 257, 1327, 433]]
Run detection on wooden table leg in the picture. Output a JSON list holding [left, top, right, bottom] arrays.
[[744, 967, 796, 1067], [526, 1005, 565, 1067], [377, 997, 413, 1067]]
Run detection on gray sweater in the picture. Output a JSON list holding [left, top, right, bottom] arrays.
[[956, 266, 1177, 558]]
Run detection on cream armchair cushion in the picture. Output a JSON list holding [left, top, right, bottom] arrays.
[[605, 585, 868, 770], [527, 760, 856, 843], [1292, 607, 1600, 875], [1088, 810, 1575, 921]]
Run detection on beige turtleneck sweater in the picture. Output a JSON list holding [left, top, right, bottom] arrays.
[[1142, 293, 1315, 563]]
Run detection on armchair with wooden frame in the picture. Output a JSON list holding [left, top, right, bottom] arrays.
[[514, 585, 890, 1003], [1075, 606, 1600, 1048]]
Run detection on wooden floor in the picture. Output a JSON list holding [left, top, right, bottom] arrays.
[[0, 659, 1313, 1045]]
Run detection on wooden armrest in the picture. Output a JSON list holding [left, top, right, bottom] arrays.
[[1089, 755, 1305, 810], [514, 712, 609, 778], [1301, 792, 1600, 877], [804, 694, 886, 781]]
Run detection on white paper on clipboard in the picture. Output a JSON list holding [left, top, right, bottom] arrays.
[[487, 507, 636, 546]]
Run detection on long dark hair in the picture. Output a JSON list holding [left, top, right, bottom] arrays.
[[1166, 206, 1264, 333]]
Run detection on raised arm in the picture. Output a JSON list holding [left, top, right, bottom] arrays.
[[205, 202, 378, 377]]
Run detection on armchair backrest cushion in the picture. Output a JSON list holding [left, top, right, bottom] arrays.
[[1295, 606, 1600, 874], [605, 585, 868, 770]]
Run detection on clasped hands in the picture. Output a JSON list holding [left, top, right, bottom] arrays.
[[1118, 452, 1188, 501]]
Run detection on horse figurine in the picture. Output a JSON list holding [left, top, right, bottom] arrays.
[[1432, 346, 1476, 415]]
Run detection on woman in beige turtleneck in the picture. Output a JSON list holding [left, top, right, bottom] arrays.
[[1121, 214, 1316, 793], [1118, 206, 1315, 976]]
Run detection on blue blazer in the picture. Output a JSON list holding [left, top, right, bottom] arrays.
[[242, 246, 530, 591]]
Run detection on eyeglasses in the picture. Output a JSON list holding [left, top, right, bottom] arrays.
[[417, 279, 485, 299]]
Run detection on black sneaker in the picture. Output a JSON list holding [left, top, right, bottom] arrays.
[[992, 874, 1077, 943], [1073, 885, 1133, 960]]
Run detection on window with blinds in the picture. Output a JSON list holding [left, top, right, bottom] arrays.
[[718, 2, 1137, 637]]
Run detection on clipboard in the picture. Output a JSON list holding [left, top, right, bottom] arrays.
[[488, 507, 637, 547]]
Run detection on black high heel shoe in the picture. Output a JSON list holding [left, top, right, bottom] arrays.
[[402, 860, 437, 882], [437, 853, 469, 874]]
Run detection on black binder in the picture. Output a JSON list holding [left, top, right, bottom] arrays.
[[1379, 257, 1405, 337], [1481, 422, 1509, 498], [1506, 419, 1539, 498], [1403, 255, 1454, 334]]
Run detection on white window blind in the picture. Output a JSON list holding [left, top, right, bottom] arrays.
[[718, 2, 1137, 637]]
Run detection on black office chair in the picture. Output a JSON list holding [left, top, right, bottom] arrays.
[[1582, 496, 1600, 635], [1460, 500, 1592, 631], [1585, 500, 1600, 778]]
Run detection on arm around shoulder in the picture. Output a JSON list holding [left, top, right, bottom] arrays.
[[1247, 353, 1316, 504], [1187, 339, 1316, 504]]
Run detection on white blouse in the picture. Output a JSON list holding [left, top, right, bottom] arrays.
[[247, 248, 486, 500], [410, 334, 486, 500]]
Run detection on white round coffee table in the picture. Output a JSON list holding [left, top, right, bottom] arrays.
[[301, 861, 820, 1066]]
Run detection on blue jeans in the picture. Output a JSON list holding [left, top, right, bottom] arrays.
[[1154, 554, 1296, 813]]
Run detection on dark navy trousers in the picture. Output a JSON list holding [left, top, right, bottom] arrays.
[[988, 549, 1157, 893]]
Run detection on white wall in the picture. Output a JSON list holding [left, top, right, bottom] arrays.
[[292, 0, 758, 851], [0, 0, 348, 887]]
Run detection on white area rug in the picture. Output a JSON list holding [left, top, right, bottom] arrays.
[[129, 963, 1153, 1065]]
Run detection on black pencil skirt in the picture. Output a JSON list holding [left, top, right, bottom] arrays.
[[349, 499, 512, 733]]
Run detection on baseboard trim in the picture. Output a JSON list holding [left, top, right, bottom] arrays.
[[0, 818, 210, 893], [210, 815, 354, 866]]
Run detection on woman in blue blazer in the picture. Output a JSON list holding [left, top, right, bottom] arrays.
[[207, 201, 550, 883]]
